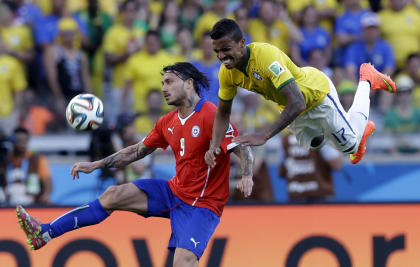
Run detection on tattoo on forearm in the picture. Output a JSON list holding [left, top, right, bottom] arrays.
[[103, 143, 154, 168], [239, 146, 253, 177], [266, 81, 306, 139]]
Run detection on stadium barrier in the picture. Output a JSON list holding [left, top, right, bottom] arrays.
[[46, 162, 420, 206], [1, 204, 420, 267]]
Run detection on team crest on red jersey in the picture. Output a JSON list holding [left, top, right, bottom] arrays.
[[192, 125, 200, 137]]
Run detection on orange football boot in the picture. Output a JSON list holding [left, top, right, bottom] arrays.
[[359, 63, 396, 93], [350, 120, 376, 164]]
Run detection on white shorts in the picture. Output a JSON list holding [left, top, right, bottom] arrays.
[[289, 77, 359, 153]]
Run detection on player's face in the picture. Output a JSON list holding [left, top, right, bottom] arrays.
[[161, 72, 188, 106], [212, 36, 245, 69], [13, 132, 29, 154]]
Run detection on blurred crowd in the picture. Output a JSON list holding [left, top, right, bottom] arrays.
[[0, 0, 420, 205], [0, 0, 418, 139]]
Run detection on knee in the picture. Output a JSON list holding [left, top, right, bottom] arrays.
[[174, 249, 198, 267], [99, 185, 124, 209]]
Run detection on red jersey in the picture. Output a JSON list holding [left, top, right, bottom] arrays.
[[143, 99, 238, 216]]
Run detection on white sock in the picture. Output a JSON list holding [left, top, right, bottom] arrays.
[[348, 81, 370, 142], [42, 231, 52, 242]]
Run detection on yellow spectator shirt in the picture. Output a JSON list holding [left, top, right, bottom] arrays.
[[124, 50, 176, 118], [248, 19, 290, 54], [134, 115, 156, 134], [218, 42, 329, 112], [287, 0, 337, 33], [103, 24, 144, 88], [40, 0, 117, 16], [1, 25, 33, 53], [193, 12, 234, 42], [0, 55, 27, 117], [379, 6, 420, 68]]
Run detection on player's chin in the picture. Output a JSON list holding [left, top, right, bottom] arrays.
[[223, 63, 235, 69], [165, 99, 178, 106]]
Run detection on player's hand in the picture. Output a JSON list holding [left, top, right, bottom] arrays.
[[236, 176, 253, 198], [205, 146, 221, 168], [233, 133, 267, 146], [71, 162, 97, 179]]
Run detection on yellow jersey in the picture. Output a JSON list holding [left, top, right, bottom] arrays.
[[218, 42, 329, 112], [124, 50, 176, 114], [286, 0, 337, 33], [379, 5, 420, 68], [0, 24, 33, 53], [247, 19, 290, 54], [102, 24, 144, 88], [0, 55, 27, 117]]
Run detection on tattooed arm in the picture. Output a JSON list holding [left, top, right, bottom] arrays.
[[71, 142, 156, 179], [101, 142, 155, 169], [263, 80, 306, 140], [232, 145, 254, 197], [233, 80, 306, 146]]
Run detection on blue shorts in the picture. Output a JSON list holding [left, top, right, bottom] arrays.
[[132, 179, 220, 259]]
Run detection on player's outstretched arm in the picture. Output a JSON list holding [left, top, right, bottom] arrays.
[[264, 81, 306, 138], [71, 142, 155, 179], [232, 145, 254, 197], [234, 81, 306, 146], [205, 100, 233, 167]]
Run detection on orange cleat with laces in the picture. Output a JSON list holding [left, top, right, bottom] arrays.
[[360, 63, 396, 93]]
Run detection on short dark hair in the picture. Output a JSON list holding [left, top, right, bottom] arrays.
[[162, 62, 209, 95], [406, 53, 420, 64], [13, 127, 29, 136], [210, 18, 243, 42], [120, 0, 138, 12], [146, 30, 160, 39]]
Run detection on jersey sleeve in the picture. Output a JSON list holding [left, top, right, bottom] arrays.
[[218, 66, 237, 102], [203, 103, 239, 153], [258, 44, 295, 90], [142, 117, 169, 149], [220, 123, 239, 153]]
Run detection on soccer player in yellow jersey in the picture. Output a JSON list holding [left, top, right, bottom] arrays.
[[204, 19, 397, 165]]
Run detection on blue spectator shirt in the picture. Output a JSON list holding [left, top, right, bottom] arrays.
[[334, 9, 368, 66], [16, 3, 43, 26], [298, 26, 330, 62], [335, 9, 368, 37], [191, 60, 221, 106], [34, 15, 88, 46], [345, 39, 395, 75]]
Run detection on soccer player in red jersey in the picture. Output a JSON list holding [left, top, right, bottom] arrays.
[[16, 62, 254, 266]]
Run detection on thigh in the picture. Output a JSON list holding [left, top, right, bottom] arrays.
[[322, 93, 358, 152], [133, 179, 177, 218], [289, 113, 324, 150], [169, 204, 220, 259], [99, 182, 148, 214]]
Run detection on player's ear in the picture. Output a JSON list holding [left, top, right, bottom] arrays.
[[239, 38, 245, 48], [186, 78, 194, 90]]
